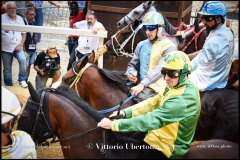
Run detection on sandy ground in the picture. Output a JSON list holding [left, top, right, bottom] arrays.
[[1, 1, 238, 159]]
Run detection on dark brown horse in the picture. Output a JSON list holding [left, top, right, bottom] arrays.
[[177, 19, 209, 54], [194, 88, 239, 143], [62, 56, 239, 143], [62, 56, 134, 116], [17, 83, 239, 159]]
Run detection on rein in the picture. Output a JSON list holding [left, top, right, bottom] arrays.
[[70, 62, 134, 114], [111, 24, 143, 57], [181, 27, 206, 52], [28, 88, 100, 146], [30, 89, 57, 145], [98, 94, 135, 114], [70, 61, 92, 97]]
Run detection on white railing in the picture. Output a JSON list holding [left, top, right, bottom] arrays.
[[2, 24, 108, 68]]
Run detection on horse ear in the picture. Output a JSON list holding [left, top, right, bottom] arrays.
[[144, 1, 154, 9], [194, 18, 200, 32], [88, 50, 95, 63], [77, 55, 88, 70], [27, 81, 40, 102], [148, 1, 154, 6], [143, 1, 148, 9]]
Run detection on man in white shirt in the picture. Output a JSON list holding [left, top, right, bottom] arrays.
[[73, 10, 105, 60], [1, 1, 28, 88]]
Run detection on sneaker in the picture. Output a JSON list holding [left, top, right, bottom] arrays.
[[19, 81, 28, 88]]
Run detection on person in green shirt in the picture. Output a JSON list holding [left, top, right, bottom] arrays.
[[98, 51, 201, 159]]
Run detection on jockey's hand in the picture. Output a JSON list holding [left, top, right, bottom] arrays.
[[175, 31, 182, 37], [109, 110, 126, 119], [97, 118, 112, 129], [130, 83, 145, 95], [127, 75, 138, 84]]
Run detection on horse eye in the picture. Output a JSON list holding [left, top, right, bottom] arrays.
[[133, 11, 139, 15]]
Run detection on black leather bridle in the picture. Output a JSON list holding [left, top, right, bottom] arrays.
[[27, 88, 99, 146]]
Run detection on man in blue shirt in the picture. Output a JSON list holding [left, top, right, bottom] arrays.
[[188, 1, 234, 92]]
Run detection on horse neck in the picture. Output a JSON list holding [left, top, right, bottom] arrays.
[[161, 28, 180, 47], [162, 15, 177, 35], [182, 27, 208, 54], [79, 67, 130, 111], [161, 16, 181, 46], [48, 93, 105, 158], [196, 29, 208, 51], [48, 93, 94, 137]]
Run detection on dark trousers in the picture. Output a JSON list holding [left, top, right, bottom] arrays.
[[67, 39, 78, 71], [128, 132, 167, 159]]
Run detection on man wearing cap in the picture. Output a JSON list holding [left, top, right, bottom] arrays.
[[73, 10, 105, 60], [1, 86, 37, 159], [34, 47, 61, 88]]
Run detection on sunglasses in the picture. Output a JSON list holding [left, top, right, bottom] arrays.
[[161, 68, 180, 78], [201, 15, 215, 22], [143, 25, 158, 31]]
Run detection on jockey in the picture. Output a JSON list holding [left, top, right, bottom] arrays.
[[125, 11, 177, 103], [1, 86, 37, 159], [188, 1, 234, 94], [98, 51, 201, 159]]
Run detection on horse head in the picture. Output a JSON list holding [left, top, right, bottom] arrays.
[[117, 1, 156, 29], [62, 55, 88, 86], [105, 19, 146, 57], [178, 19, 209, 54], [17, 81, 55, 145]]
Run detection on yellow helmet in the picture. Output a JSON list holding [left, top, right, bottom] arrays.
[[162, 51, 191, 83], [1, 86, 21, 124]]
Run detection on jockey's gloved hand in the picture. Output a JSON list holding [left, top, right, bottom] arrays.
[[130, 83, 145, 95], [109, 110, 126, 119]]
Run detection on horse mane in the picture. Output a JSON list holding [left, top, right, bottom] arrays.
[[152, 4, 177, 35], [55, 85, 104, 122], [91, 65, 129, 94], [178, 19, 209, 54], [54, 85, 144, 154], [162, 15, 178, 35]]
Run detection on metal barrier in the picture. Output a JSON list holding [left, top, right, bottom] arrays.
[[2, 24, 107, 68], [17, 6, 70, 28], [43, 6, 70, 28]]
